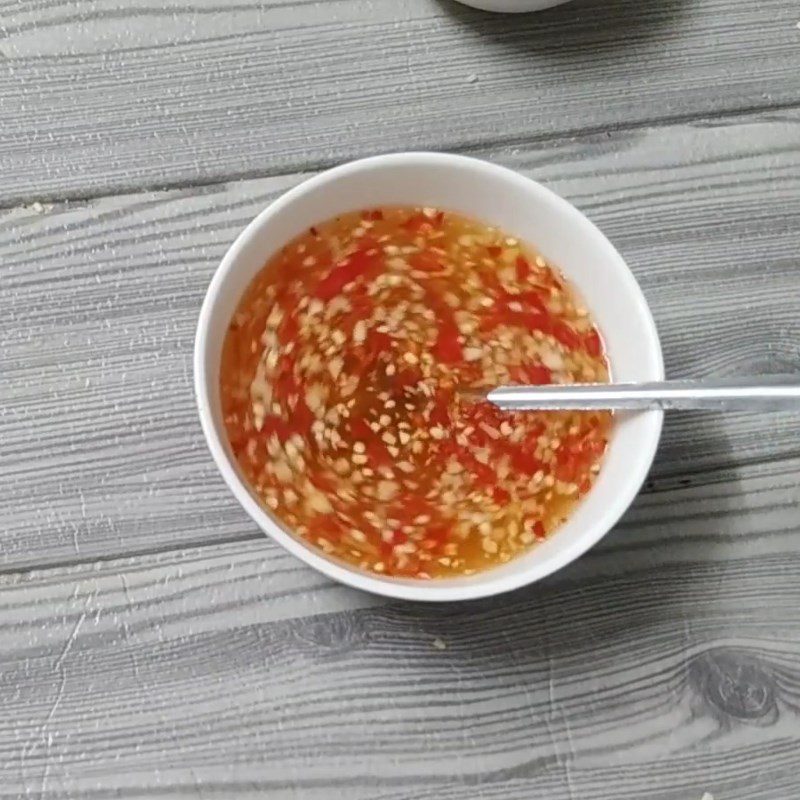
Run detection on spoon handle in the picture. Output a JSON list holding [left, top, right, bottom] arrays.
[[485, 375, 800, 411]]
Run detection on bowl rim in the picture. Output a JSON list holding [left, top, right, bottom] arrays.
[[454, 0, 573, 12], [194, 152, 664, 602]]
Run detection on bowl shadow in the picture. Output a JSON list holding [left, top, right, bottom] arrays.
[[376, 413, 737, 750], [438, 0, 690, 63]]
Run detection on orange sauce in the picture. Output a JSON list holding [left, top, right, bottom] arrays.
[[221, 207, 610, 578]]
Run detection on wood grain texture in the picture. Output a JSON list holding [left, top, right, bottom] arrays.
[[2, 111, 800, 570], [1, 531, 799, 799], [3, 0, 800, 796], [1, 0, 800, 203]]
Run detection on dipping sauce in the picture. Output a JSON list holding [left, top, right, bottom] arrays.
[[220, 207, 610, 579]]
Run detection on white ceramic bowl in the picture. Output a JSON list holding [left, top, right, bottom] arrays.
[[195, 153, 663, 602], [454, 0, 572, 12]]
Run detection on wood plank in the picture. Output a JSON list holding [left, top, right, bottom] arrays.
[[1, 0, 799, 202], [1, 527, 798, 799], [2, 112, 800, 569]]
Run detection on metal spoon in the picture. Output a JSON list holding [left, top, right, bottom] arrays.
[[466, 375, 800, 412]]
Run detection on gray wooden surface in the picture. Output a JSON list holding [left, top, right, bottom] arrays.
[[1, 1, 799, 798]]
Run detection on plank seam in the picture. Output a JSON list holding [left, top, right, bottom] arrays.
[[2, 101, 799, 210]]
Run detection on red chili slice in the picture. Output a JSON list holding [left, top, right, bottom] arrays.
[[420, 525, 449, 553], [525, 364, 552, 385], [365, 331, 393, 367], [511, 364, 551, 385], [472, 459, 495, 486], [480, 310, 553, 335], [274, 355, 298, 400], [292, 395, 315, 434], [410, 252, 442, 272], [511, 449, 544, 475], [365, 438, 392, 468], [392, 556, 422, 577], [227, 423, 250, 455], [394, 495, 436, 525], [457, 449, 494, 486], [307, 514, 343, 543], [311, 471, 337, 494], [514, 290, 549, 313], [584, 328, 602, 357], [391, 367, 422, 389], [278, 312, 299, 346], [433, 324, 462, 363], [314, 249, 378, 300], [427, 288, 463, 364], [401, 212, 443, 233], [525, 420, 546, 442], [260, 415, 292, 443], [404, 211, 445, 230], [554, 451, 578, 482], [486, 245, 503, 258], [492, 486, 510, 505], [348, 290, 374, 317], [379, 540, 394, 561], [390, 529, 408, 546], [515, 255, 530, 282], [429, 389, 453, 428], [350, 418, 373, 441], [553, 321, 581, 350], [401, 213, 424, 232], [481, 267, 504, 296], [478, 313, 503, 333], [488, 286, 549, 316], [522, 312, 554, 334]]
